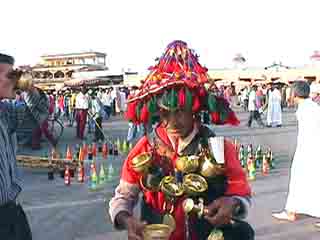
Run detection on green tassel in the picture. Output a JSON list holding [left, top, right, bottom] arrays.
[[136, 102, 143, 119], [161, 91, 169, 108], [148, 96, 157, 114], [185, 88, 193, 110], [169, 89, 178, 110], [208, 93, 217, 112], [220, 110, 227, 122]]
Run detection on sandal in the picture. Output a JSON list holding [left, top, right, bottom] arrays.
[[272, 211, 297, 222]]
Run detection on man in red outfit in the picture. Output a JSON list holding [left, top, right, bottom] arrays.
[[108, 41, 254, 240]]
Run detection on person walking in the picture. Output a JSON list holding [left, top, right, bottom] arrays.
[[266, 84, 282, 127], [247, 85, 264, 128], [75, 86, 89, 139], [272, 81, 320, 227]]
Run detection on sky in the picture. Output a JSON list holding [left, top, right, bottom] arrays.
[[1, 0, 320, 71]]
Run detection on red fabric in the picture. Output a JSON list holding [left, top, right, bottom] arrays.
[[49, 95, 55, 114], [119, 126, 251, 240], [224, 140, 251, 196], [76, 109, 88, 139]]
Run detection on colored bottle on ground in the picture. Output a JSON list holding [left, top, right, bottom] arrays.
[[255, 145, 263, 168], [77, 163, 84, 183], [99, 164, 106, 184], [262, 154, 269, 176], [64, 166, 71, 185]]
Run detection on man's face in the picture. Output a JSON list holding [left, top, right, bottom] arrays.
[[160, 108, 194, 138], [0, 63, 16, 99]]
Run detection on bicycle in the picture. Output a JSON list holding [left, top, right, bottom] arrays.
[[47, 113, 64, 144]]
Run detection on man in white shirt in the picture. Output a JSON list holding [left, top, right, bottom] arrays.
[[100, 89, 112, 120], [247, 85, 264, 128], [75, 86, 89, 139]]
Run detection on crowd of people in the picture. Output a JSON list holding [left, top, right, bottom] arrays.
[[13, 85, 133, 149]]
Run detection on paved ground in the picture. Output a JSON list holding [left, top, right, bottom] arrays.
[[17, 109, 320, 240]]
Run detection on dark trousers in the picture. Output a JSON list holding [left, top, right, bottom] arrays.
[[94, 117, 104, 142], [104, 106, 111, 119], [0, 202, 32, 240], [247, 110, 264, 127]]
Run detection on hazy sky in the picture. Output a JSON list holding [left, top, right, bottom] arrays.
[[1, 0, 320, 71]]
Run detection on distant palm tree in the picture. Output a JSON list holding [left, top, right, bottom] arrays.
[[233, 53, 246, 64]]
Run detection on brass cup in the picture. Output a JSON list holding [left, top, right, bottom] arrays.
[[143, 224, 173, 240], [140, 172, 162, 192], [207, 229, 224, 240], [160, 176, 184, 199], [183, 173, 208, 196], [15, 72, 33, 90], [199, 156, 225, 178], [131, 152, 153, 174], [175, 155, 199, 173]]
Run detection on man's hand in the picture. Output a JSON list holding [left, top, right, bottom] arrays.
[[115, 212, 147, 240], [126, 216, 147, 240], [203, 197, 239, 226]]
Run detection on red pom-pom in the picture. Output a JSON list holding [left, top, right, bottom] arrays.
[[210, 112, 220, 124], [178, 88, 186, 107], [125, 101, 138, 123], [192, 94, 201, 112], [140, 104, 149, 123], [198, 87, 206, 97]]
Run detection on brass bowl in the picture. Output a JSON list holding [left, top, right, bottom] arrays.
[[15, 72, 33, 90], [143, 224, 173, 240], [175, 155, 199, 173], [160, 176, 184, 198], [199, 156, 225, 178], [131, 152, 153, 174], [183, 173, 208, 196]]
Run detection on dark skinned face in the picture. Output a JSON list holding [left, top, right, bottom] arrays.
[[160, 108, 194, 138]]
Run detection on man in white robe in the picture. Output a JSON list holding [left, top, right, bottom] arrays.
[[272, 81, 320, 227], [267, 85, 282, 127]]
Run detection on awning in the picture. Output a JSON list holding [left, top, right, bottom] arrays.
[[64, 78, 110, 87]]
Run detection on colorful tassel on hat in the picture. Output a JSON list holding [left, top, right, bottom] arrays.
[[210, 112, 220, 124], [148, 96, 157, 114], [192, 94, 201, 112], [207, 93, 217, 112], [125, 101, 138, 123], [185, 87, 193, 110], [168, 88, 178, 110], [140, 103, 149, 123], [178, 88, 186, 108]]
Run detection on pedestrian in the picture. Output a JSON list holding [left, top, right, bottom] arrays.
[[272, 81, 320, 227], [0, 53, 49, 240], [247, 85, 264, 128], [266, 84, 282, 127], [90, 92, 105, 142], [109, 40, 253, 240], [75, 86, 89, 139]]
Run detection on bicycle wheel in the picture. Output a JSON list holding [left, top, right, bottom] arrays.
[[47, 119, 64, 142]]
